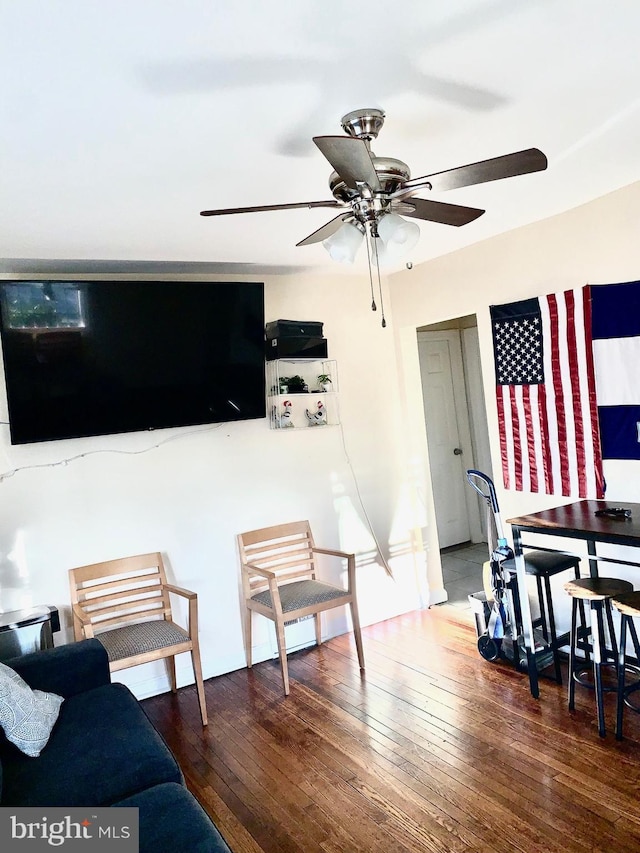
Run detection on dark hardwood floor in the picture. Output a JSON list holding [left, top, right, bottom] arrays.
[[142, 606, 640, 853]]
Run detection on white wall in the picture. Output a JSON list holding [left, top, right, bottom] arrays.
[[0, 268, 426, 698], [7, 180, 639, 697], [389, 179, 640, 631]]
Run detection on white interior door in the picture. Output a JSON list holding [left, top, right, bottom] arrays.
[[418, 331, 472, 548]]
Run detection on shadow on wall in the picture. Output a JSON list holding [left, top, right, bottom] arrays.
[[331, 474, 425, 626], [0, 529, 37, 613]]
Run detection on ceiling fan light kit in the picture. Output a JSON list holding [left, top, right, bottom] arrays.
[[200, 107, 548, 327], [322, 219, 364, 264], [377, 212, 421, 254]]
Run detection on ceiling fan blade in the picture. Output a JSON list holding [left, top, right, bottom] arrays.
[[410, 148, 548, 193], [296, 214, 349, 247], [399, 197, 484, 227], [200, 200, 341, 216], [313, 136, 381, 191]]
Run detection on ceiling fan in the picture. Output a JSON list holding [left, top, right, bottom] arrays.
[[201, 106, 547, 245], [200, 108, 547, 324]]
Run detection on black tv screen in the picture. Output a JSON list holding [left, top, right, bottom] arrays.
[[0, 280, 265, 444]]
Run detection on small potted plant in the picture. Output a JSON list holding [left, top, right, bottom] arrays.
[[317, 373, 332, 392], [286, 375, 307, 394]]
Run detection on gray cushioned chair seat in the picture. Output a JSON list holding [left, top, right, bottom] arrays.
[[251, 579, 347, 612], [97, 621, 189, 662]]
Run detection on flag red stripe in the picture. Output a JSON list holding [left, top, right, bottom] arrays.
[[547, 294, 571, 496], [564, 290, 587, 497], [582, 285, 605, 498], [537, 383, 554, 493], [496, 388, 510, 489], [510, 391, 522, 490], [522, 384, 538, 492]]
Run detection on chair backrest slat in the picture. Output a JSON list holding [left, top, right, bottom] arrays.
[[79, 585, 162, 609], [243, 542, 313, 563], [239, 520, 312, 546], [81, 594, 167, 621], [88, 607, 167, 631], [74, 573, 162, 599]]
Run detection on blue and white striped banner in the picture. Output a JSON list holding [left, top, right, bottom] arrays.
[[591, 280, 640, 460]]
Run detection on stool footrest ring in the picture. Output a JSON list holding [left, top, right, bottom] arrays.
[[622, 666, 640, 711], [573, 662, 619, 693]]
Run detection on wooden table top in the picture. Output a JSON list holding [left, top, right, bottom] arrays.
[[507, 499, 640, 546]]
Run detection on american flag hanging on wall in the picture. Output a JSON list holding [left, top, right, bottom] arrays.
[[490, 286, 605, 499]]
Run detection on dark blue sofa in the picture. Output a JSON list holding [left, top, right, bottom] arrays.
[[0, 639, 231, 852]]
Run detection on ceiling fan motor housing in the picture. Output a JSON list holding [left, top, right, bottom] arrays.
[[340, 108, 386, 140], [329, 153, 410, 192], [329, 155, 411, 227], [332, 111, 415, 228]]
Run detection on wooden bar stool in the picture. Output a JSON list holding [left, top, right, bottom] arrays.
[[610, 591, 640, 740], [564, 577, 634, 737]]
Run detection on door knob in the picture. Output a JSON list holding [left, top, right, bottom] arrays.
[[453, 447, 463, 455]]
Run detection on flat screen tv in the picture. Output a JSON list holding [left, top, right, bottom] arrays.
[[0, 280, 265, 444]]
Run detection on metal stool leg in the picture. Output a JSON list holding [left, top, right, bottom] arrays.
[[577, 598, 590, 664], [616, 613, 628, 740], [536, 575, 548, 640], [592, 601, 607, 737], [628, 617, 640, 660], [543, 573, 563, 684], [568, 597, 578, 711], [605, 599, 619, 663]]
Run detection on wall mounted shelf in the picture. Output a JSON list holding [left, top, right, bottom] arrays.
[[266, 358, 339, 430]]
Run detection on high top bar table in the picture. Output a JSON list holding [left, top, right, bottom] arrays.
[[507, 500, 640, 698]]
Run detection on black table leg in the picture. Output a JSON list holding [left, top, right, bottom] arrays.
[[512, 525, 539, 699], [587, 538, 598, 578]]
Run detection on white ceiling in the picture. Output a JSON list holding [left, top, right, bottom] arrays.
[[2, 0, 640, 276]]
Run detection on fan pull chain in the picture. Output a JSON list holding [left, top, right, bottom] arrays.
[[371, 234, 386, 328], [365, 226, 377, 312]]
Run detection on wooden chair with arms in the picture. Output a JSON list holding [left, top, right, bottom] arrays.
[[69, 552, 207, 726], [237, 520, 365, 695]]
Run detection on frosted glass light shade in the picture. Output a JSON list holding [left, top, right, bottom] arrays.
[[369, 234, 387, 266], [322, 220, 364, 263], [378, 212, 420, 254]]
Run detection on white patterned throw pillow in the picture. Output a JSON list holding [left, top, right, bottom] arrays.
[[0, 661, 63, 757]]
